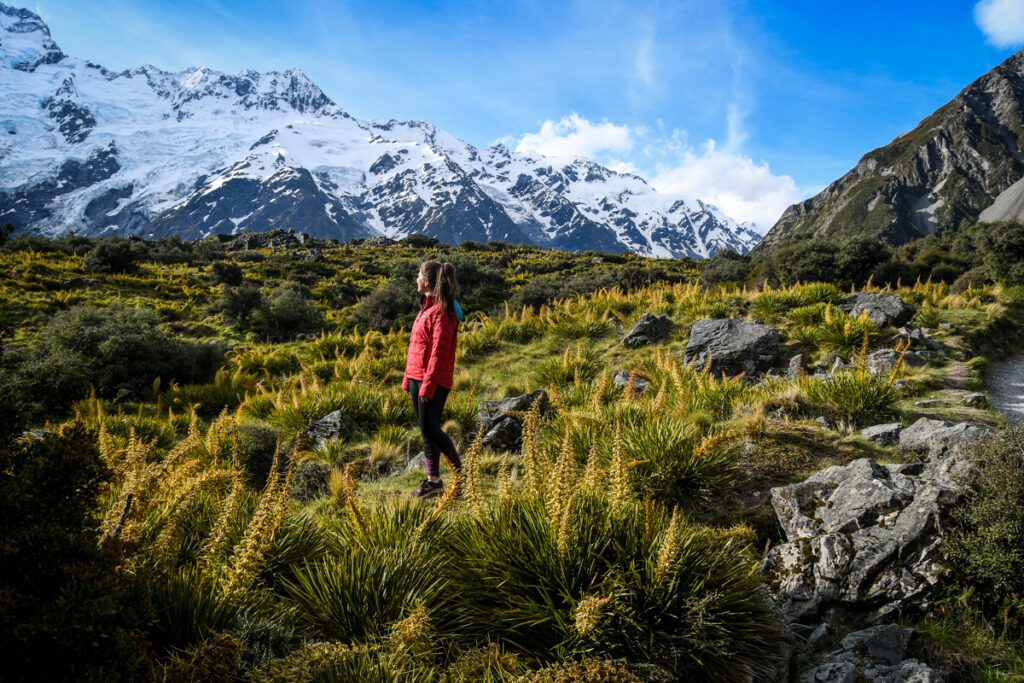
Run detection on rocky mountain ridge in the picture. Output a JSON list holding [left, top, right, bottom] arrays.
[[761, 48, 1024, 248]]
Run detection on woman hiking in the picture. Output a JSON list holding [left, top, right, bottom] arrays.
[[402, 260, 464, 498]]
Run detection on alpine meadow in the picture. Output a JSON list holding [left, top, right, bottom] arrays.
[[5, 2, 1024, 682]]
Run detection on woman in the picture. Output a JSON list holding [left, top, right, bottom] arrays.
[[402, 260, 464, 498]]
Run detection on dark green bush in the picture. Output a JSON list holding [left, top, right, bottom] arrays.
[[211, 261, 244, 286], [401, 233, 440, 248], [700, 249, 751, 286], [11, 303, 223, 412], [83, 236, 148, 274], [217, 282, 264, 325], [252, 283, 326, 341], [0, 418, 155, 680], [974, 221, 1024, 285], [946, 425, 1024, 625]]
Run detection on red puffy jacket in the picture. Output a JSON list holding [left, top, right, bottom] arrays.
[[402, 293, 459, 400]]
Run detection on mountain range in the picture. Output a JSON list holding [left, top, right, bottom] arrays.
[[762, 48, 1024, 248], [0, 4, 760, 258]]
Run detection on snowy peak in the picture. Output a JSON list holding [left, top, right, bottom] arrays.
[[0, 3, 65, 71], [0, 3, 759, 258], [122, 64, 338, 119]]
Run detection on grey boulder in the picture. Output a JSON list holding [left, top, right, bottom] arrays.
[[301, 409, 355, 448], [684, 318, 781, 378], [860, 423, 903, 446], [622, 313, 672, 348], [613, 370, 651, 393], [899, 418, 992, 459], [866, 349, 926, 376], [290, 460, 332, 502], [473, 390, 549, 452], [789, 353, 810, 379], [839, 293, 916, 327]]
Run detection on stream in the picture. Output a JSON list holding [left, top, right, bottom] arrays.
[[988, 352, 1024, 424]]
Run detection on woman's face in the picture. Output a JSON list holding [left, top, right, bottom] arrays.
[[417, 270, 430, 294]]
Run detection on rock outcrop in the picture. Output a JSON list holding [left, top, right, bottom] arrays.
[[799, 625, 942, 682], [860, 423, 903, 446], [760, 445, 972, 624], [866, 349, 926, 376], [622, 313, 672, 348], [473, 390, 549, 452], [685, 318, 781, 377], [898, 417, 992, 459]]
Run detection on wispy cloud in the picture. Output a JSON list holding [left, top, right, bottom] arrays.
[[975, 0, 1024, 47], [633, 20, 656, 91]]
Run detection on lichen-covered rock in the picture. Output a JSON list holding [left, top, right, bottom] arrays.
[[613, 370, 651, 393], [799, 625, 942, 682], [866, 349, 926, 376], [898, 417, 992, 459], [760, 455, 965, 625], [290, 460, 331, 502], [961, 392, 987, 407], [839, 293, 916, 327], [684, 318, 781, 378], [860, 423, 903, 446], [301, 409, 354, 448], [622, 313, 672, 348], [473, 390, 548, 452], [789, 354, 810, 379]]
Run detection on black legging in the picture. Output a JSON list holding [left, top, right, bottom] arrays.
[[407, 379, 462, 478]]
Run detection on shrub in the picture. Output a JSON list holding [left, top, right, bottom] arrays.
[[13, 303, 224, 412], [700, 249, 752, 287], [211, 261, 244, 286], [253, 283, 326, 341], [0, 420, 155, 679], [217, 282, 264, 325], [946, 425, 1024, 622], [974, 221, 1024, 284], [83, 236, 147, 273]]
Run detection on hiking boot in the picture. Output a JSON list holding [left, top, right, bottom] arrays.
[[411, 478, 444, 499]]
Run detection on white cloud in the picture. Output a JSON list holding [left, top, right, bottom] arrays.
[[516, 114, 805, 233], [515, 113, 635, 159], [649, 138, 804, 233], [975, 0, 1024, 47]]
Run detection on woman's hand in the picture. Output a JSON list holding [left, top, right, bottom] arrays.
[[419, 395, 430, 403]]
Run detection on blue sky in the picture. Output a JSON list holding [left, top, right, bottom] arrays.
[[29, 0, 1024, 230]]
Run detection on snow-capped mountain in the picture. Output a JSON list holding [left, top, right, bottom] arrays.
[[0, 3, 759, 257]]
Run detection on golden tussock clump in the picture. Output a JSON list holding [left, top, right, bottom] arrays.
[[608, 422, 632, 515], [221, 437, 297, 602], [655, 507, 683, 584], [263, 642, 375, 683], [573, 594, 612, 637], [388, 601, 433, 662]]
